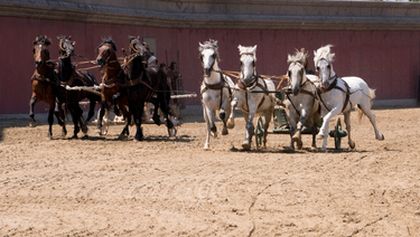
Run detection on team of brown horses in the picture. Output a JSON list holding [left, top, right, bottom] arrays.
[[30, 35, 175, 140]]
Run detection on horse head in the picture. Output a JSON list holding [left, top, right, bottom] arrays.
[[57, 35, 75, 58], [238, 45, 257, 86], [128, 36, 147, 56], [198, 39, 219, 77], [314, 44, 336, 89], [96, 37, 117, 67], [287, 48, 308, 95], [32, 35, 51, 65]]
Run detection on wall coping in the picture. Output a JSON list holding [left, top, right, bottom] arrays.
[[1, 0, 420, 30]]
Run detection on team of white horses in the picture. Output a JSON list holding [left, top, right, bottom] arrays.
[[199, 39, 384, 151]]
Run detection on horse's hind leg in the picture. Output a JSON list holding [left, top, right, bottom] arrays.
[[262, 110, 273, 148], [344, 111, 355, 149], [68, 105, 80, 139], [358, 104, 384, 140], [54, 101, 67, 137], [133, 103, 144, 141]]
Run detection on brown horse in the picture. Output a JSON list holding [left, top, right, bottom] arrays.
[[95, 38, 133, 139], [57, 35, 101, 138], [29, 35, 66, 138], [127, 36, 175, 136]]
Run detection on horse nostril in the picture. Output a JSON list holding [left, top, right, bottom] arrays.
[[293, 88, 299, 96], [97, 58, 104, 66]]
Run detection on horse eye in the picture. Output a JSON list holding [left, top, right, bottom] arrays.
[[288, 70, 291, 77], [252, 61, 255, 67], [316, 66, 320, 71], [327, 65, 331, 69]]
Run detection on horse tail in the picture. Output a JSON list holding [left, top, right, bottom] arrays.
[[368, 88, 376, 100]]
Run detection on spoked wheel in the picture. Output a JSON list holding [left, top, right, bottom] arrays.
[[255, 117, 264, 149], [329, 118, 347, 150]]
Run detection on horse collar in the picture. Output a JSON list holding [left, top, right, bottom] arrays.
[[325, 74, 338, 91]]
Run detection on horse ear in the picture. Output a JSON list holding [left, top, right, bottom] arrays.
[[252, 45, 257, 52], [198, 42, 205, 51], [237, 45, 243, 51], [72, 41, 76, 46], [287, 54, 293, 63]]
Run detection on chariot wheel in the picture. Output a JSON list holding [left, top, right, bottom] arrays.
[[255, 117, 264, 148]]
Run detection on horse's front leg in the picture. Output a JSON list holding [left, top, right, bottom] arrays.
[[119, 105, 131, 139], [242, 110, 255, 150], [220, 92, 232, 135], [85, 96, 97, 122], [227, 98, 237, 129], [203, 105, 216, 150], [29, 94, 37, 126], [47, 103, 55, 139], [132, 102, 144, 141], [262, 108, 273, 148], [343, 111, 355, 149], [318, 107, 341, 151], [54, 100, 67, 137]]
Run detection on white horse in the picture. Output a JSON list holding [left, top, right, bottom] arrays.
[[283, 48, 320, 150], [199, 39, 235, 150], [314, 45, 384, 151], [229, 45, 276, 150]]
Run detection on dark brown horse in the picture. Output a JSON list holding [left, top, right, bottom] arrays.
[[29, 35, 66, 138], [57, 35, 101, 138], [127, 36, 175, 136]]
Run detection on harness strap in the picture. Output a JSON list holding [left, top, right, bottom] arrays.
[[317, 76, 351, 113]]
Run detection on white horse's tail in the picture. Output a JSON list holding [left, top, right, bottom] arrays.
[[368, 88, 376, 100], [357, 87, 376, 122]]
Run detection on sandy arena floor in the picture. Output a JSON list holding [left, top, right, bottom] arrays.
[[0, 108, 419, 236]]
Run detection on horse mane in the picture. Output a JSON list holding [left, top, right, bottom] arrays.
[[287, 48, 308, 66], [313, 44, 335, 65], [238, 45, 257, 61], [33, 35, 51, 46], [198, 39, 219, 53], [100, 37, 117, 51]]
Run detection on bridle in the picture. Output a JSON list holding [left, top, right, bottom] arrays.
[[200, 51, 218, 76]]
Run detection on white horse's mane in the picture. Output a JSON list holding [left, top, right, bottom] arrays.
[[313, 44, 335, 65], [238, 45, 257, 61], [288, 48, 308, 65], [199, 39, 218, 52]]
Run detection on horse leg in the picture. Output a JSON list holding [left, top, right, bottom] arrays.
[[119, 105, 131, 139], [67, 104, 80, 139], [227, 99, 237, 129], [242, 111, 255, 150], [29, 94, 37, 126], [97, 101, 107, 136], [262, 109, 273, 148], [54, 101, 67, 137], [133, 103, 144, 141], [343, 111, 355, 149], [158, 92, 176, 137], [202, 105, 215, 150], [358, 104, 385, 141], [220, 93, 231, 136], [47, 105, 54, 139], [318, 108, 340, 151]]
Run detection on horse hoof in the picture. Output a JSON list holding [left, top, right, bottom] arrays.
[[377, 134, 385, 141], [227, 120, 235, 129], [221, 127, 228, 135], [317, 134, 325, 140], [81, 126, 88, 134], [29, 122, 36, 128], [203, 146, 210, 151], [168, 127, 177, 137], [242, 142, 251, 150], [349, 141, 356, 150], [296, 140, 303, 150]]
